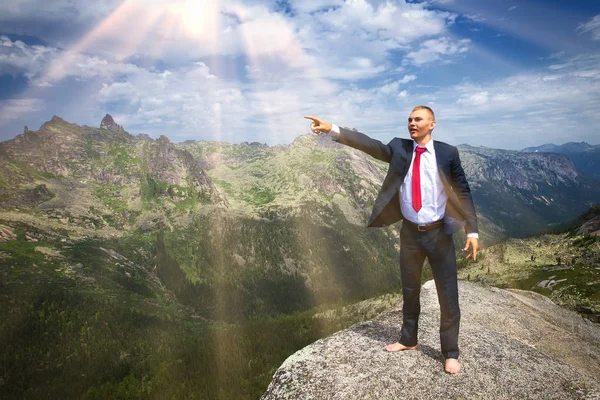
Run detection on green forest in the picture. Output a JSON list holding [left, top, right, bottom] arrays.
[[0, 208, 403, 400]]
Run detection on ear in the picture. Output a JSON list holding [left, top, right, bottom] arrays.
[[430, 120, 436, 130]]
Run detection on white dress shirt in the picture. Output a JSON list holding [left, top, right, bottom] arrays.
[[401, 140, 447, 226], [327, 124, 478, 238]]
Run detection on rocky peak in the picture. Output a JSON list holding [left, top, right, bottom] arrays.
[[262, 280, 600, 399], [32, 115, 77, 135], [158, 135, 171, 144], [100, 114, 125, 132], [44, 115, 69, 127]]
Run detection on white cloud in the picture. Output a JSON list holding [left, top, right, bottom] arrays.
[[399, 74, 417, 84], [0, 98, 44, 123], [0, 0, 124, 46], [548, 63, 568, 70], [0, 0, 464, 86], [288, 0, 344, 14], [0, 36, 140, 86], [4, 1, 599, 150], [457, 91, 489, 106], [319, 58, 387, 80], [317, 0, 454, 44], [0, 36, 58, 79], [0, 0, 121, 21], [508, 6, 517, 11], [577, 14, 600, 41], [273, 52, 600, 148], [418, 53, 600, 147], [406, 37, 471, 66], [463, 14, 486, 23], [573, 69, 600, 78], [379, 81, 401, 95], [0, 1, 300, 66], [98, 81, 137, 102], [289, 0, 459, 80]]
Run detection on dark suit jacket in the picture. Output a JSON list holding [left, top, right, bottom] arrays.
[[334, 127, 478, 235]]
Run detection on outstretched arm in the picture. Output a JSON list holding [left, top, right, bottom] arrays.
[[304, 116, 393, 163]]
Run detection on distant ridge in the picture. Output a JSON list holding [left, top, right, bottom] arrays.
[[523, 141, 598, 153], [522, 142, 600, 182]]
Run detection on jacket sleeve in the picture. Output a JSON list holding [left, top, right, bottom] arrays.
[[334, 127, 393, 163], [449, 147, 478, 234]]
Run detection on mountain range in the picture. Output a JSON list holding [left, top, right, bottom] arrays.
[[1, 114, 599, 315], [1, 115, 599, 399]]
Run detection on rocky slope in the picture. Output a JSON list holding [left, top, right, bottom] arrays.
[[458, 144, 600, 237], [0, 115, 222, 230], [458, 205, 600, 323], [261, 280, 600, 400]]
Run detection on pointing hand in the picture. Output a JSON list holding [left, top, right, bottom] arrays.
[[304, 116, 332, 135]]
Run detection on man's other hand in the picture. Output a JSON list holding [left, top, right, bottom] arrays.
[[463, 237, 478, 261], [304, 116, 332, 134]]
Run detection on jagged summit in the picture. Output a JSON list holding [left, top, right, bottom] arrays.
[[36, 115, 78, 132], [100, 114, 125, 132], [158, 134, 171, 143], [49, 115, 68, 124]]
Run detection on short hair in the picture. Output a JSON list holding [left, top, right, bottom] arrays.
[[412, 105, 435, 121]]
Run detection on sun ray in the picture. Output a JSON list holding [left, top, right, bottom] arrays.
[[229, 6, 355, 337], [41, 0, 144, 84]]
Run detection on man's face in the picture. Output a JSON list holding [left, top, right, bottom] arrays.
[[407, 109, 436, 142]]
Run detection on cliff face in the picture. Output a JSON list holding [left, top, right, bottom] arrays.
[[458, 144, 600, 237], [261, 280, 600, 400]]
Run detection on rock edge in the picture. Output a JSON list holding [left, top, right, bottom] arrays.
[[261, 280, 600, 400]]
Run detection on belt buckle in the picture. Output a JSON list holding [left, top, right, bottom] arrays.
[[417, 225, 426, 232]]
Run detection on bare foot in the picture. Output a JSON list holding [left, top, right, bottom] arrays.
[[445, 358, 461, 374], [384, 342, 417, 352]]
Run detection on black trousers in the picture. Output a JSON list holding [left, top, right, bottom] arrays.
[[398, 223, 460, 360]]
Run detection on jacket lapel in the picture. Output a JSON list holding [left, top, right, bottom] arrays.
[[434, 141, 451, 180], [403, 139, 414, 176]]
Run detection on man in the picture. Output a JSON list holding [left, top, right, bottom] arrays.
[[304, 106, 478, 374]]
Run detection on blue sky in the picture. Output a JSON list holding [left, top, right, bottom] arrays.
[[1, 0, 599, 149]]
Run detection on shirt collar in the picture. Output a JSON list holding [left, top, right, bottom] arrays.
[[413, 139, 435, 153]]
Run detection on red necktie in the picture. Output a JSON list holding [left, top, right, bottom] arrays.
[[412, 147, 426, 212]]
